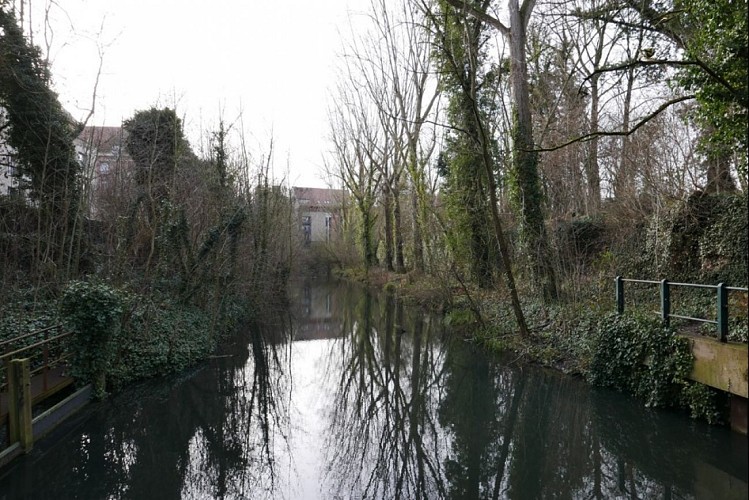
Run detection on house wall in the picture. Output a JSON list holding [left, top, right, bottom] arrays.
[[0, 143, 19, 196], [302, 210, 334, 243], [293, 187, 344, 245]]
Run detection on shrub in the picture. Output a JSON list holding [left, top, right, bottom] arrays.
[[588, 313, 692, 408], [61, 281, 124, 396]]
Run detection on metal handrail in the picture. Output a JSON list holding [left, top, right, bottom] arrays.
[[620, 279, 661, 285], [666, 282, 718, 289], [615, 276, 748, 342], [0, 331, 72, 361], [0, 324, 62, 349]]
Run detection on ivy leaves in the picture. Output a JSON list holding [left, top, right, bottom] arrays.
[[61, 281, 124, 396], [588, 312, 692, 408], [589, 312, 722, 421]]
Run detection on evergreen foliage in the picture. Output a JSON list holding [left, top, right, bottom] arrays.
[[676, 0, 748, 178], [61, 280, 124, 396], [433, 0, 498, 288], [588, 312, 724, 422], [124, 107, 192, 202], [0, 7, 82, 268], [635, 192, 748, 285]]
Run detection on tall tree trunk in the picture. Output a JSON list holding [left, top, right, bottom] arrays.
[[393, 180, 406, 272], [410, 182, 424, 272], [703, 124, 737, 193], [508, 0, 558, 302], [615, 66, 635, 200], [383, 185, 395, 271], [586, 67, 602, 213]]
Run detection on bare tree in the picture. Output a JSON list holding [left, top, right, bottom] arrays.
[[328, 68, 384, 271]]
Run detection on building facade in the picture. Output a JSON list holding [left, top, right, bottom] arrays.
[[0, 142, 20, 197], [292, 187, 344, 244], [74, 126, 134, 216]]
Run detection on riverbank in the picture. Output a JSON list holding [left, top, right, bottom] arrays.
[[3, 278, 746, 498], [336, 266, 747, 427], [0, 279, 282, 398]]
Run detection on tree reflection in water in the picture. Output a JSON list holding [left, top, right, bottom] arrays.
[[0, 316, 292, 500], [0, 281, 746, 499], [322, 289, 449, 499], [314, 283, 747, 500], [178, 319, 291, 499]]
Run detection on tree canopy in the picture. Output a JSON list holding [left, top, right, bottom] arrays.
[[0, 6, 81, 207]]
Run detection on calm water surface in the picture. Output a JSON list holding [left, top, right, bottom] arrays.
[[0, 280, 746, 499]]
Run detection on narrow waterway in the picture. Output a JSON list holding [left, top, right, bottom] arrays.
[[0, 280, 746, 499]]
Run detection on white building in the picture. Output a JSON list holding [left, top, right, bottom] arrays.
[[292, 187, 344, 244], [0, 142, 20, 197]]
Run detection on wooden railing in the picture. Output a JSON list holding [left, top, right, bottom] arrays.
[[0, 325, 74, 453], [0, 325, 73, 394]]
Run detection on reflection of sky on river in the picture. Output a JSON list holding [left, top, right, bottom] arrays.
[[0, 280, 746, 499], [283, 338, 332, 499]]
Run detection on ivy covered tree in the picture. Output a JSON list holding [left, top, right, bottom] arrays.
[[427, 0, 530, 336], [0, 6, 82, 274], [443, 0, 558, 302], [432, 0, 497, 289], [121, 107, 195, 277], [675, 0, 748, 190], [124, 107, 191, 203]]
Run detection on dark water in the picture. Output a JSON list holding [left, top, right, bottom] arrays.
[[0, 281, 746, 499]]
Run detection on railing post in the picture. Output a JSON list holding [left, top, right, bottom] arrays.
[[8, 358, 33, 453], [717, 283, 728, 342], [43, 328, 49, 392], [660, 279, 670, 327], [615, 276, 624, 314]]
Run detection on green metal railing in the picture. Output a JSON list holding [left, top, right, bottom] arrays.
[[615, 276, 748, 342]]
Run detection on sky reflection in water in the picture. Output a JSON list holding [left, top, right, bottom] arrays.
[[0, 280, 746, 499]]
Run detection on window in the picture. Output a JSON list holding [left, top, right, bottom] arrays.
[[99, 162, 110, 174], [302, 216, 311, 244], [325, 215, 332, 242]]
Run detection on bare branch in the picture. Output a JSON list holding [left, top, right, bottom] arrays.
[[584, 59, 743, 106], [443, 0, 510, 36], [533, 94, 695, 152]]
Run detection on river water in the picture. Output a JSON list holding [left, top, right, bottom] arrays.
[[0, 280, 746, 499]]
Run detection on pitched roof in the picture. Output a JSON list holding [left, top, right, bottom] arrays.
[[293, 187, 345, 206], [77, 126, 127, 151]]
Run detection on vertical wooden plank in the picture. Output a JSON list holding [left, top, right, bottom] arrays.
[[7, 360, 19, 444], [11, 359, 33, 452]]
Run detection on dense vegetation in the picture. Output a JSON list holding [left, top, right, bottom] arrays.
[[1, 6, 296, 392], [325, 0, 747, 423]]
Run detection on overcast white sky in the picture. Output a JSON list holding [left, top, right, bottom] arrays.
[[22, 0, 371, 188]]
